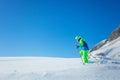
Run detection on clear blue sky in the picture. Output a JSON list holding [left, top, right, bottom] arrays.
[[0, 0, 120, 57]]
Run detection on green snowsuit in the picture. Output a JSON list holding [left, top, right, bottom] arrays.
[[78, 38, 89, 63]]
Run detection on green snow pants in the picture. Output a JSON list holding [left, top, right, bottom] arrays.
[[79, 50, 89, 63]]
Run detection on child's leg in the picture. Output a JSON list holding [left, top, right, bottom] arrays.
[[79, 50, 83, 57], [83, 50, 89, 63]]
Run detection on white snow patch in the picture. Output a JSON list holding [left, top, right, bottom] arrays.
[[0, 57, 120, 80]]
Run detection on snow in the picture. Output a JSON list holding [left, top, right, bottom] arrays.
[[0, 57, 120, 80], [91, 37, 120, 60], [0, 37, 120, 80]]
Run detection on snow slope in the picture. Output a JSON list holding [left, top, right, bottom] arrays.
[[91, 37, 120, 60], [0, 57, 120, 80]]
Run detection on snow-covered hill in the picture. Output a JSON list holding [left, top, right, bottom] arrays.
[[90, 25, 120, 53], [0, 56, 120, 80], [91, 37, 120, 60]]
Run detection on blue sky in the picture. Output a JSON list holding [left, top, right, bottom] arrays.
[[0, 0, 120, 57]]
